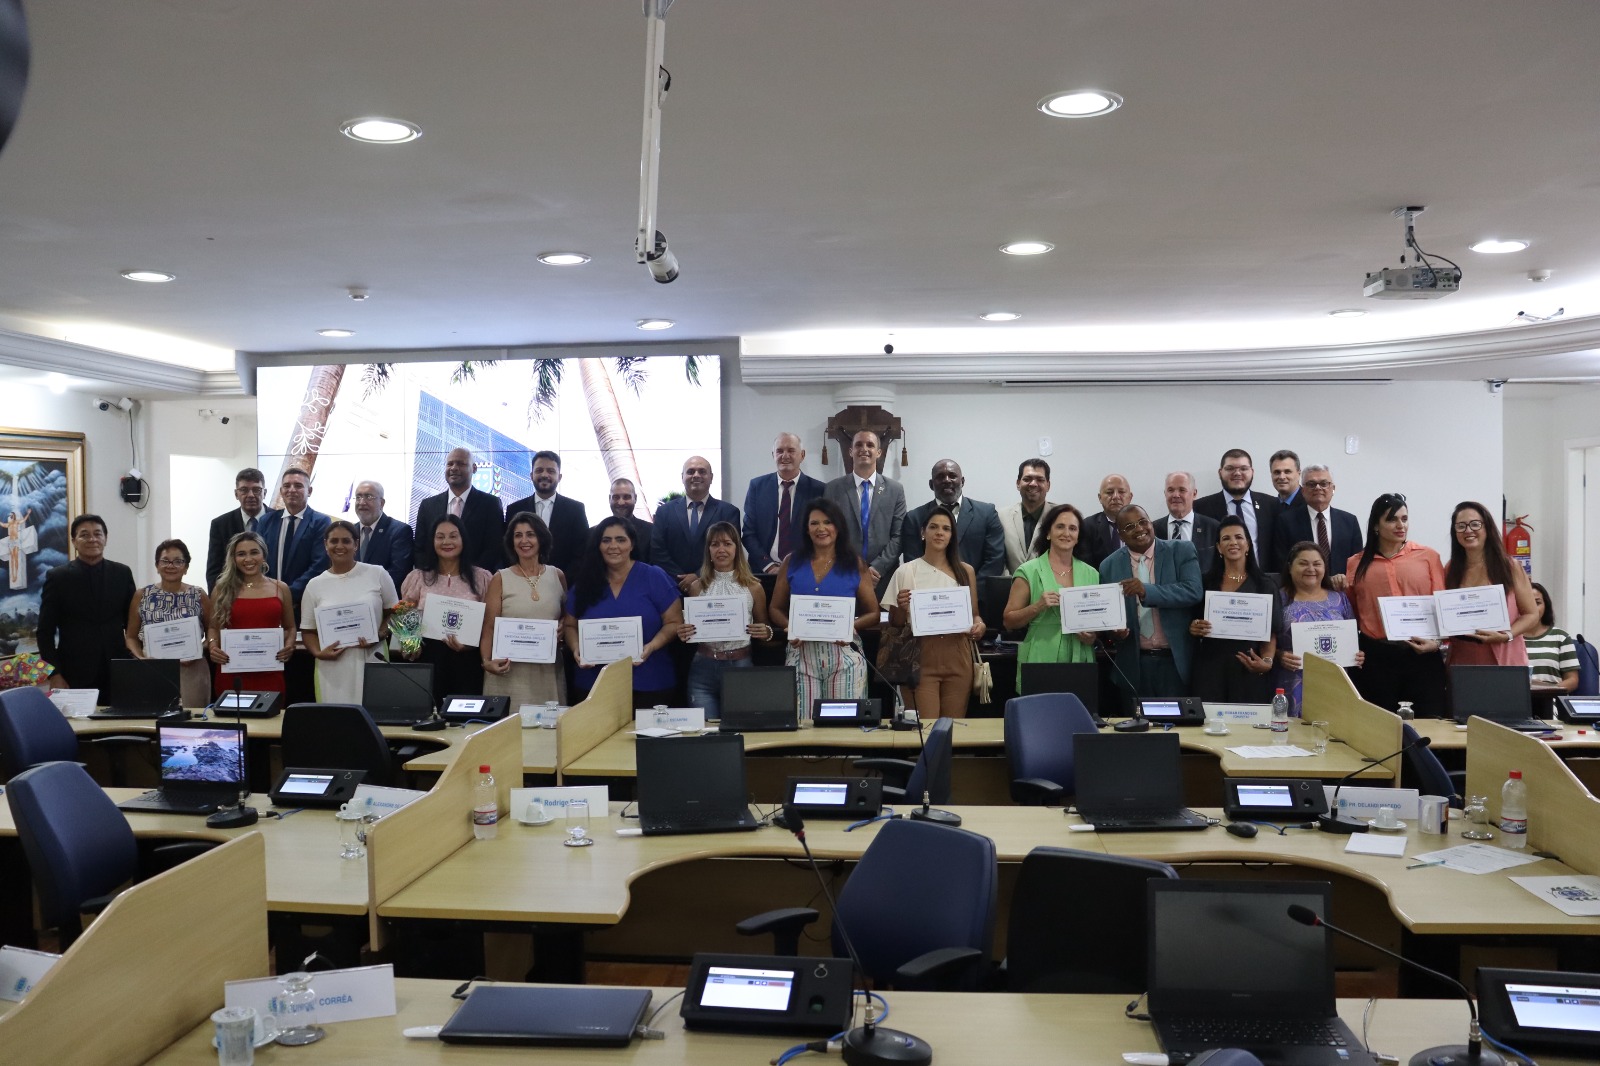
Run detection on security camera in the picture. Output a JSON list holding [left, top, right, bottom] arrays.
[[91, 397, 114, 412], [1487, 379, 1507, 394], [884, 344, 894, 355], [219, 415, 231, 425], [644, 230, 679, 284]]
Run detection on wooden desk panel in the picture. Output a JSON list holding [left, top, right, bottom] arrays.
[[403, 723, 558, 776]]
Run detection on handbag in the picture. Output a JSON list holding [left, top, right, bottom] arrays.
[[877, 622, 921, 686], [970, 641, 993, 703]]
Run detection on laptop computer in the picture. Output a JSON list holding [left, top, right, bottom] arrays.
[[718, 666, 799, 732], [636, 733, 761, 835], [1147, 880, 1377, 1066], [87, 658, 185, 718], [439, 985, 652, 1047], [361, 662, 437, 725], [1073, 732, 1209, 831], [1449, 664, 1551, 731], [117, 721, 247, 815]]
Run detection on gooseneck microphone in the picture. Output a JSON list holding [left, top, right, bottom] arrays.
[[859, 636, 915, 730], [1285, 904, 1503, 1066], [1094, 634, 1148, 731], [206, 677, 259, 829], [1317, 734, 1432, 835], [780, 808, 933, 1066]]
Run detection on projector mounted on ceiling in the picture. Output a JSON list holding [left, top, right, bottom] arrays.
[[1363, 206, 1462, 300]]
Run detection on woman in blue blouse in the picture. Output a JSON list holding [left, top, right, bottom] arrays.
[[563, 516, 684, 707], [768, 498, 879, 718]]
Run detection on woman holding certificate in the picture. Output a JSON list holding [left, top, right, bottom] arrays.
[[1345, 493, 1447, 716], [769, 498, 879, 712], [400, 515, 494, 703], [1272, 540, 1362, 715], [126, 538, 212, 708], [206, 531, 295, 693], [1002, 503, 1098, 687], [1441, 501, 1537, 669], [881, 506, 985, 717], [480, 512, 567, 707], [1187, 517, 1280, 702], [563, 516, 684, 707], [676, 520, 773, 718], [300, 520, 399, 704]]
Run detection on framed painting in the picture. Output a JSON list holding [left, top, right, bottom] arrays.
[[0, 428, 86, 657]]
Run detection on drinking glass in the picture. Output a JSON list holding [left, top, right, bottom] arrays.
[[336, 806, 365, 859], [1309, 720, 1330, 756], [273, 972, 326, 1046], [564, 799, 593, 846], [1460, 794, 1496, 840]]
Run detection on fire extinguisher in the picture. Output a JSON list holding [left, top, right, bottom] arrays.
[[1504, 515, 1533, 577]]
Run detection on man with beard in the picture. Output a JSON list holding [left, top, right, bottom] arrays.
[[507, 450, 589, 576]]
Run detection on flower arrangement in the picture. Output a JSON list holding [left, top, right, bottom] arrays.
[[0, 653, 55, 690], [387, 600, 422, 658]]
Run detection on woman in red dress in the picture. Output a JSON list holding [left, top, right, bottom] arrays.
[[207, 532, 295, 693]]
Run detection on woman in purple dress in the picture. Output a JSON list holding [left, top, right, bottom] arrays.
[[1273, 541, 1364, 716]]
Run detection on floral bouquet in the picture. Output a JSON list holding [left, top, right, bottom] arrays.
[[387, 600, 423, 658], [0, 653, 55, 690]]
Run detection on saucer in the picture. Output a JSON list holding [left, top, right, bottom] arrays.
[[1203, 726, 1230, 735], [517, 814, 553, 826], [1366, 819, 1407, 832], [562, 836, 596, 847], [212, 1030, 277, 1050]]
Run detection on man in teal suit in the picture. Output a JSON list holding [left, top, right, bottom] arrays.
[[1098, 504, 1203, 710]]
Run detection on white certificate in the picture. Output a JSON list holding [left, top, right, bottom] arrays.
[[313, 601, 378, 646], [143, 616, 202, 660], [1291, 619, 1359, 668], [1057, 583, 1125, 634], [786, 595, 856, 642], [1377, 595, 1440, 640], [420, 595, 486, 647], [492, 618, 559, 663], [579, 616, 644, 664], [220, 628, 283, 674], [684, 595, 750, 643], [1433, 584, 1511, 638], [1203, 591, 1273, 641], [908, 588, 972, 636]]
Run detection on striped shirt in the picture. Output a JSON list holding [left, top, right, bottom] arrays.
[[1526, 627, 1578, 686]]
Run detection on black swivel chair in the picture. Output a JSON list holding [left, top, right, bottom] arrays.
[[0, 685, 146, 785], [1003, 692, 1100, 804], [281, 703, 393, 787], [855, 717, 954, 806]]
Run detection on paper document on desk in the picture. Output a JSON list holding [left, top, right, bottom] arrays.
[[1409, 843, 1542, 874], [1225, 745, 1316, 758], [0, 945, 59, 1002], [1344, 833, 1408, 858], [1509, 875, 1600, 916]]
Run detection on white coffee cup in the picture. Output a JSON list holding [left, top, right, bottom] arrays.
[[1417, 795, 1449, 835], [523, 800, 547, 823], [1375, 805, 1400, 829]]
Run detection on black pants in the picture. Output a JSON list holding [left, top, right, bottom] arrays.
[[419, 638, 484, 704], [1355, 634, 1447, 717]]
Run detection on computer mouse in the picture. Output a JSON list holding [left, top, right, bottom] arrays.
[[1225, 821, 1259, 839]]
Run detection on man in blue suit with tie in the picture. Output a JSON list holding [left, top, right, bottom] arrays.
[[352, 479, 413, 590], [652, 455, 741, 592], [256, 467, 330, 611], [1098, 505, 1203, 711], [742, 432, 825, 573]]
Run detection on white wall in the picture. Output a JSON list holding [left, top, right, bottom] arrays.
[[146, 399, 260, 584]]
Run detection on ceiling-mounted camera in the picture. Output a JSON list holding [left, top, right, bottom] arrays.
[[884, 344, 894, 355]]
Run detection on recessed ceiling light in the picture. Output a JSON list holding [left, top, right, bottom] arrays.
[[634, 318, 675, 331], [536, 252, 592, 266], [1037, 90, 1124, 118], [120, 270, 174, 283], [999, 241, 1054, 256], [340, 117, 422, 144], [1328, 309, 1367, 318], [1469, 238, 1530, 254], [979, 312, 1022, 322], [316, 328, 356, 338]]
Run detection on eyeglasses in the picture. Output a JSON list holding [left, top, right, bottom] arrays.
[[353, 493, 379, 502], [157, 557, 187, 566], [1454, 520, 1485, 533], [1118, 518, 1153, 534], [1303, 479, 1332, 489]]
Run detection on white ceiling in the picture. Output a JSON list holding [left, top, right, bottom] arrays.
[[4, 0, 1600, 388]]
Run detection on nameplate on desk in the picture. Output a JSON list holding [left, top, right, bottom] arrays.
[[1207, 702, 1272, 726], [1323, 785, 1419, 820], [0, 946, 59, 1002], [520, 702, 569, 727], [46, 688, 97, 717], [511, 785, 610, 819], [226, 964, 396, 1025], [633, 706, 706, 733], [352, 784, 426, 817]]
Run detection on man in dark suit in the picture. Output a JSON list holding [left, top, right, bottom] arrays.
[[1076, 473, 1133, 569], [1269, 449, 1303, 508], [506, 450, 589, 576], [255, 467, 330, 609], [901, 459, 1006, 575], [1193, 448, 1278, 567], [414, 447, 506, 575], [1268, 464, 1363, 581], [822, 430, 906, 588], [352, 479, 413, 590], [652, 455, 741, 591], [1098, 505, 1203, 711], [204, 467, 273, 591], [604, 477, 653, 564], [1152, 470, 1220, 572], [742, 432, 825, 573], [38, 513, 136, 690]]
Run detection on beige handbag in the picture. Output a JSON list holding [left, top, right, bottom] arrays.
[[970, 641, 993, 703]]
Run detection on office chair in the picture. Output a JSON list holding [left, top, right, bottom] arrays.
[[6, 761, 212, 947], [854, 716, 954, 806], [281, 703, 394, 786], [1575, 634, 1598, 696], [1001, 847, 1178, 993], [737, 817, 997, 989], [0, 685, 146, 785], [1003, 692, 1100, 805], [1399, 722, 1464, 807]]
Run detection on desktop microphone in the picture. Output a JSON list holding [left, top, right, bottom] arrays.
[[206, 677, 259, 829], [860, 640, 917, 730], [780, 807, 933, 1066], [1316, 734, 1431, 835], [1094, 634, 1149, 731], [1285, 905, 1503, 1066], [896, 718, 962, 828]]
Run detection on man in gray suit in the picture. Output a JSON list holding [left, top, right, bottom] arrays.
[[822, 429, 905, 588], [902, 459, 1006, 575], [998, 458, 1055, 574]]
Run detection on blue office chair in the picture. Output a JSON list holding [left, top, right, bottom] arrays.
[[1003, 692, 1100, 805], [854, 717, 954, 806], [0, 685, 146, 784], [738, 817, 997, 989], [282, 703, 394, 786], [1400, 722, 1464, 807], [1575, 634, 1599, 696]]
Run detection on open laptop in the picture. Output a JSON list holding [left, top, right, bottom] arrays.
[[1073, 732, 1209, 831], [88, 658, 184, 718], [718, 665, 799, 732], [636, 733, 761, 835], [1147, 880, 1377, 1066], [1449, 664, 1551, 732], [439, 985, 652, 1047], [117, 721, 247, 815], [361, 662, 437, 725]]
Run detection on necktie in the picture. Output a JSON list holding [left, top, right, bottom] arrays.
[[1316, 511, 1330, 558], [1135, 553, 1155, 640], [1233, 498, 1245, 518], [777, 480, 794, 560], [859, 480, 872, 543], [1108, 515, 1122, 549], [1172, 518, 1186, 541], [450, 494, 463, 518], [359, 524, 372, 561], [689, 501, 702, 535], [246, 515, 257, 533], [286, 514, 298, 544]]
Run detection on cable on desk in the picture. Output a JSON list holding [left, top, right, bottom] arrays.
[[1482, 1030, 1538, 1066], [843, 808, 898, 831], [636, 989, 685, 1038], [451, 976, 490, 1000], [1124, 992, 1150, 1022]]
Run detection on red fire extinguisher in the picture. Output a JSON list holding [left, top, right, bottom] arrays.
[[1504, 515, 1533, 577]]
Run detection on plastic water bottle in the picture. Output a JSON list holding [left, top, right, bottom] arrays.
[[1499, 770, 1528, 849], [472, 764, 498, 840], [1396, 701, 1416, 721], [1270, 688, 1290, 737]]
